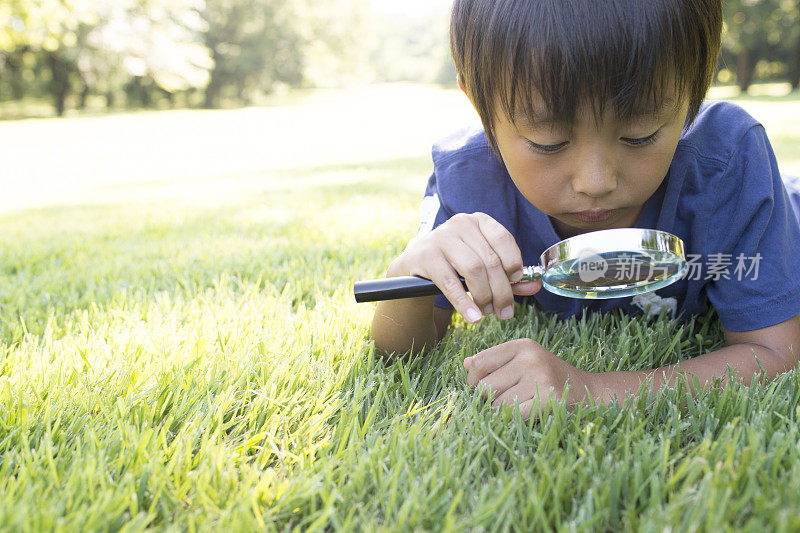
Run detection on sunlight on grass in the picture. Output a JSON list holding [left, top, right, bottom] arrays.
[[0, 84, 475, 213]]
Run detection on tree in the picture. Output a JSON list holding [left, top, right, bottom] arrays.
[[366, 10, 452, 85], [201, 0, 369, 108], [787, 0, 800, 89], [202, 0, 303, 108], [0, 0, 95, 114], [722, 0, 797, 92], [74, 0, 212, 112], [298, 0, 370, 88], [1, 0, 212, 115]]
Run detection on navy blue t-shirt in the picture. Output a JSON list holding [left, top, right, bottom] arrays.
[[417, 101, 800, 332]]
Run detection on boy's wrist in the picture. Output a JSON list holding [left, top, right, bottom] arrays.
[[584, 370, 649, 406], [583, 371, 609, 404]]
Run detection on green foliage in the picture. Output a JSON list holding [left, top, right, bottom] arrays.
[[201, 0, 302, 107], [0, 0, 370, 115], [0, 0, 95, 52], [0, 0, 213, 114], [367, 11, 455, 86], [721, 0, 800, 91]]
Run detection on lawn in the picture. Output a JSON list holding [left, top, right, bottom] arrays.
[[1, 85, 800, 531]]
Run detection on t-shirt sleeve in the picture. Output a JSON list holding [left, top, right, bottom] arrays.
[[704, 125, 800, 331]]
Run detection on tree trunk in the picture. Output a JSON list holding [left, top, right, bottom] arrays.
[[204, 58, 224, 109], [791, 18, 800, 90], [793, 1, 800, 91], [6, 49, 26, 100], [138, 77, 152, 107], [204, 78, 219, 108], [203, 42, 226, 109], [237, 79, 251, 106], [125, 76, 152, 108], [736, 48, 755, 93], [160, 87, 174, 108], [78, 73, 90, 109], [47, 53, 71, 117]]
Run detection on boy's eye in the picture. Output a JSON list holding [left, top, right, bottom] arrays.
[[621, 129, 662, 147], [526, 140, 569, 154]]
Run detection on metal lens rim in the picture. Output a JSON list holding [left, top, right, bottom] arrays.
[[538, 228, 688, 299]]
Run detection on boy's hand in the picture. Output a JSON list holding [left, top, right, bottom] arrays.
[[463, 339, 593, 421], [388, 212, 540, 323]]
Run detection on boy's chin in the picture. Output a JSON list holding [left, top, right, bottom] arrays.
[[550, 216, 619, 239]]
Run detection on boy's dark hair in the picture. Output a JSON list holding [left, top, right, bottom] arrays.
[[450, 0, 723, 154]]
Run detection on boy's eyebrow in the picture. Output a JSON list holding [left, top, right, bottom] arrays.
[[512, 97, 678, 127], [512, 109, 557, 128], [631, 97, 677, 118]]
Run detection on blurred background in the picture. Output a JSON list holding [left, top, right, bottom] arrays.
[[0, 0, 798, 211], [0, 0, 797, 117], [0, 0, 457, 117]]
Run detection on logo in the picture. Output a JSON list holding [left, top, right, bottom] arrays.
[[574, 248, 608, 283]]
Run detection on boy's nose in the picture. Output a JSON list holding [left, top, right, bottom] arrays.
[[571, 150, 617, 198]]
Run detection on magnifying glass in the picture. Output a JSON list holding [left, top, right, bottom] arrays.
[[354, 228, 687, 302]]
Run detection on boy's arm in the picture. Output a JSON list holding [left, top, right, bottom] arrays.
[[370, 296, 453, 360], [589, 314, 800, 402]]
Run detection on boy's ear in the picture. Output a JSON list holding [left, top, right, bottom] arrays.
[[457, 74, 466, 94]]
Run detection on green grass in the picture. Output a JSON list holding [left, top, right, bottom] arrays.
[[1, 87, 800, 531]]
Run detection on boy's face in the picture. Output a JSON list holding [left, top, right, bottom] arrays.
[[490, 95, 688, 239]]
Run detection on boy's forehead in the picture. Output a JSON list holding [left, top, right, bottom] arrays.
[[508, 95, 680, 127]]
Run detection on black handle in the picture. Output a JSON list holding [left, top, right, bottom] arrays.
[[354, 275, 467, 302]]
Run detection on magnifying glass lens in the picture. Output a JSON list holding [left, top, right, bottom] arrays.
[[541, 250, 688, 299]]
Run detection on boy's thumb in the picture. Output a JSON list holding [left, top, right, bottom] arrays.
[[511, 280, 541, 296]]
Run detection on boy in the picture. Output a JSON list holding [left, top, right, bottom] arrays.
[[370, 0, 800, 421]]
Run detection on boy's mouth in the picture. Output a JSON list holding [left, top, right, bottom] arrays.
[[570, 209, 617, 223]]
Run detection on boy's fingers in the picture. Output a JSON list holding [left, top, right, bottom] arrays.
[[439, 238, 494, 312], [459, 233, 516, 319], [473, 364, 522, 395], [519, 385, 555, 422], [516, 399, 537, 422], [491, 383, 528, 409], [488, 269, 516, 319], [474, 213, 524, 277], [511, 280, 541, 296], [424, 213, 525, 322], [466, 341, 523, 381], [428, 256, 482, 323]]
